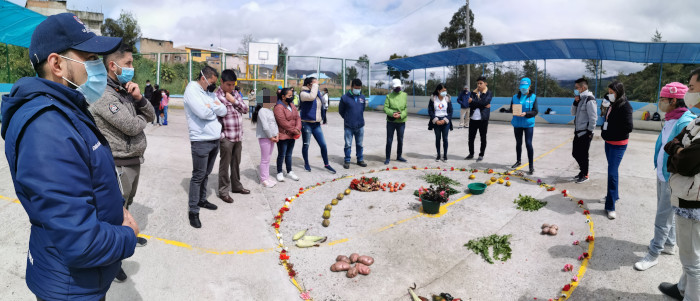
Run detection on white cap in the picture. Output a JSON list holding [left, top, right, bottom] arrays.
[[391, 79, 402, 88]]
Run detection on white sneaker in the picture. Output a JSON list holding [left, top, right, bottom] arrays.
[[607, 210, 617, 219], [276, 173, 285, 182], [263, 179, 277, 188], [634, 253, 659, 271], [287, 171, 299, 181], [662, 245, 676, 255]]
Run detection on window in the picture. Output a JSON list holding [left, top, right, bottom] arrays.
[[211, 53, 220, 58], [192, 50, 201, 57]]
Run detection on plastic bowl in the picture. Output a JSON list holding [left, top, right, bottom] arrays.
[[468, 183, 487, 195]]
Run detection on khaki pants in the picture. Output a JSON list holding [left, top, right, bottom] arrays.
[[219, 139, 244, 196], [677, 214, 700, 300], [117, 164, 141, 209], [460, 108, 470, 127]]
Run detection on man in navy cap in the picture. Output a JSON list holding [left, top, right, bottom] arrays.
[[1, 13, 139, 300]]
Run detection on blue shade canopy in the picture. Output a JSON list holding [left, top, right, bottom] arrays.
[[378, 39, 700, 71], [0, 0, 47, 48]]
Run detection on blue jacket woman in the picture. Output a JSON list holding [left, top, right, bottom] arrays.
[[428, 83, 453, 162], [508, 77, 539, 174]]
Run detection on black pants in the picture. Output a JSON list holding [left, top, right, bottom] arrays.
[[188, 140, 219, 213], [468, 119, 488, 157], [572, 132, 593, 177], [433, 123, 449, 157], [386, 121, 405, 159], [321, 107, 327, 124], [514, 127, 534, 165], [152, 104, 161, 124], [276, 139, 296, 173]]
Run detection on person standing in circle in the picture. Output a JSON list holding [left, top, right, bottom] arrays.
[[428, 83, 453, 162], [508, 77, 538, 174]]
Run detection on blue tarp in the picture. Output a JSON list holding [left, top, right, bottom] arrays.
[[0, 0, 46, 48], [379, 39, 700, 71]]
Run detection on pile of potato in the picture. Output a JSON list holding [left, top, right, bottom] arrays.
[[329, 253, 374, 278], [541, 223, 558, 235]]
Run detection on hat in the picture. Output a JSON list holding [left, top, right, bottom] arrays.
[[660, 82, 688, 99], [519, 78, 531, 89], [463, 85, 469, 89], [29, 13, 122, 66], [391, 79, 402, 88], [278, 85, 283, 90]]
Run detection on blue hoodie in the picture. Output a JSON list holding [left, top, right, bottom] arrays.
[[338, 91, 366, 129], [1, 77, 137, 300], [654, 110, 697, 181]]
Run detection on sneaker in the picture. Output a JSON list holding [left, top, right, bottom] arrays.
[[662, 245, 676, 255], [396, 157, 407, 163], [575, 175, 589, 184], [304, 164, 311, 172], [607, 210, 617, 219], [384, 159, 390, 165], [263, 179, 277, 188], [198, 200, 218, 210], [357, 161, 367, 167], [324, 165, 337, 174], [287, 171, 300, 181], [634, 253, 659, 271], [442, 156, 447, 162], [528, 167, 535, 175], [276, 172, 285, 182], [511, 161, 521, 169], [136, 237, 147, 247], [343, 162, 350, 169], [435, 155, 440, 162], [114, 268, 127, 283], [476, 156, 484, 162], [465, 154, 474, 160], [658, 282, 683, 300]]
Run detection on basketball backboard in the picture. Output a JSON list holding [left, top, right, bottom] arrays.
[[248, 42, 279, 66]]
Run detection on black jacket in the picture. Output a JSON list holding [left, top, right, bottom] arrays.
[[600, 97, 633, 142], [468, 89, 493, 121], [149, 88, 162, 107], [428, 95, 453, 131], [144, 84, 154, 100]]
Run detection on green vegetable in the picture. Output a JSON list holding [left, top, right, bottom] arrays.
[[465, 234, 513, 264], [423, 173, 460, 186], [513, 194, 547, 211]]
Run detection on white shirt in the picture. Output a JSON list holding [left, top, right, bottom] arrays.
[[183, 81, 228, 141], [471, 91, 482, 120], [657, 119, 678, 182]]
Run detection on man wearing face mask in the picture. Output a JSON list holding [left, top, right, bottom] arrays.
[[571, 78, 597, 184], [183, 66, 227, 228], [338, 79, 368, 169], [1, 13, 139, 300]]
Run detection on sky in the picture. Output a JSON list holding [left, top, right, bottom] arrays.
[[8, 0, 700, 82]]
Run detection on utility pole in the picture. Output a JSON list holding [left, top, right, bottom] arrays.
[[465, 0, 470, 88]]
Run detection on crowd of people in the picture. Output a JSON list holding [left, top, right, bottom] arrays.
[[3, 12, 700, 301]]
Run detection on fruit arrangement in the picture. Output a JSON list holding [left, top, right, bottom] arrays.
[[329, 253, 374, 278], [292, 229, 327, 247], [349, 176, 382, 192]]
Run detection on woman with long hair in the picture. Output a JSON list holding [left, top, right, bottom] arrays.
[[427, 83, 453, 162]]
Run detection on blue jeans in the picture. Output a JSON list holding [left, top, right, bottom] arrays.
[[344, 127, 364, 163], [514, 127, 534, 165], [433, 123, 449, 157], [301, 122, 329, 166], [249, 105, 255, 118], [386, 121, 405, 159], [162, 105, 168, 124], [276, 139, 295, 173], [648, 179, 676, 256], [604, 143, 627, 211]]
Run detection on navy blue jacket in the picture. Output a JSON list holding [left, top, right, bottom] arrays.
[[338, 91, 366, 129], [428, 95, 454, 131], [469, 89, 493, 121], [456, 90, 470, 109], [1, 77, 137, 300]]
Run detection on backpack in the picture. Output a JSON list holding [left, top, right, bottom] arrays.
[[652, 112, 661, 121], [641, 111, 650, 121]]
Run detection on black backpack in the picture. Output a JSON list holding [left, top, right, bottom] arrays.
[[652, 112, 661, 121]]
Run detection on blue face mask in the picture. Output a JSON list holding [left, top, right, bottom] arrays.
[[113, 61, 134, 84], [573, 89, 580, 96], [440, 91, 447, 97], [520, 88, 529, 95], [61, 55, 108, 104], [352, 89, 361, 95]]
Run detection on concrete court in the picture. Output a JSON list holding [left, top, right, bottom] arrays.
[[0, 107, 685, 300]]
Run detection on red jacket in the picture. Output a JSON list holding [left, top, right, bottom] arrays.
[[274, 101, 301, 140]]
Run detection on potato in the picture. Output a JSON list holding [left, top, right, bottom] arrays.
[[322, 219, 330, 227], [550, 224, 559, 230], [330, 261, 351, 272], [357, 255, 374, 266], [346, 267, 358, 278], [355, 263, 371, 275], [548, 228, 558, 235], [541, 223, 550, 229], [541, 227, 550, 234], [349, 253, 360, 263], [336, 255, 351, 263]]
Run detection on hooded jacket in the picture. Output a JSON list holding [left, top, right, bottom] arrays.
[[299, 84, 323, 123], [571, 90, 597, 136], [338, 91, 367, 129], [90, 76, 155, 166], [1, 77, 137, 300]]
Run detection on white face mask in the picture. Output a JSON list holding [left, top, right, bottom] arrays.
[[607, 94, 616, 103], [685, 92, 700, 108]]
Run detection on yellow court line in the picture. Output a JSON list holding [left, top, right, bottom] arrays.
[[0, 195, 20, 204]]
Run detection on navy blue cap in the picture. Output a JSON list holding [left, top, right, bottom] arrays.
[[29, 13, 122, 66]]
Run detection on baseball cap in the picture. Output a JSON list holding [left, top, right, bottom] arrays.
[[29, 13, 122, 67], [391, 79, 402, 88], [519, 78, 531, 89]]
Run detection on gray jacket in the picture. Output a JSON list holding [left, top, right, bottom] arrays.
[[256, 107, 279, 139], [90, 77, 155, 166], [571, 90, 597, 137]]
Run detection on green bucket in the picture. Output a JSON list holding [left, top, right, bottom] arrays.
[[468, 183, 487, 195], [421, 199, 441, 214]]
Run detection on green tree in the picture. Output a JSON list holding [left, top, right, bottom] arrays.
[[101, 10, 141, 47], [437, 5, 484, 49], [652, 29, 663, 42], [386, 53, 409, 79], [356, 54, 369, 82], [346, 66, 359, 83], [278, 42, 288, 76], [0, 44, 35, 82], [238, 34, 253, 53]]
